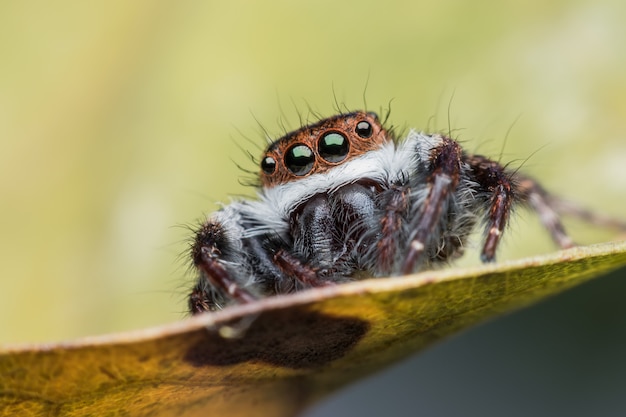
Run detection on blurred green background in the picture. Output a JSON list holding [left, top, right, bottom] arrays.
[[1, 0, 625, 415]]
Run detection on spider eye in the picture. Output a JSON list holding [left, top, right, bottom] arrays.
[[285, 144, 314, 176], [261, 156, 276, 174], [355, 121, 373, 138], [318, 132, 349, 163]]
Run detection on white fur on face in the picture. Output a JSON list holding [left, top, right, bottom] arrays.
[[239, 131, 444, 238]]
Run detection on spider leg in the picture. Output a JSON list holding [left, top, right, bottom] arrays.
[[530, 186, 626, 233], [515, 176, 575, 249], [188, 281, 221, 314], [190, 220, 256, 313], [464, 155, 518, 262], [273, 248, 332, 287], [402, 138, 462, 274], [377, 183, 409, 275]]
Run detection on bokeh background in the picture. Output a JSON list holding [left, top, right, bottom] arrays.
[[1, 1, 625, 416]]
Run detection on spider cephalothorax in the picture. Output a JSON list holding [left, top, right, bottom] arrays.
[[188, 110, 578, 313]]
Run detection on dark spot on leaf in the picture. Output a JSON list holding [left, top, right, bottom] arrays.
[[184, 307, 369, 369]]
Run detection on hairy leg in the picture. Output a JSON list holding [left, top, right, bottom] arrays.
[[515, 175, 575, 249], [465, 155, 517, 262], [376, 183, 409, 274], [191, 221, 256, 312], [402, 138, 462, 274]]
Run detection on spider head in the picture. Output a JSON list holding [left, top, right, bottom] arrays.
[[260, 111, 390, 187]]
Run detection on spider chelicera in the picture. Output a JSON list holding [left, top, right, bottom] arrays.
[[188, 110, 622, 313]]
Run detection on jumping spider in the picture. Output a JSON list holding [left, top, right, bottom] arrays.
[[188, 110, 613, 314]]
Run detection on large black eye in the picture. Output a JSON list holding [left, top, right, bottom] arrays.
[[261, 156, 276, 174], [285, 144, 314, 176], [318, 132, 349, 163], [355, 121, 373, 138]]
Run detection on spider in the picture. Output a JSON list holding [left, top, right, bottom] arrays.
[[187, 110, 618, 314]]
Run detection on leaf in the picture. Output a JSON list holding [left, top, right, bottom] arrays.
[[1, 241, 626, 417]]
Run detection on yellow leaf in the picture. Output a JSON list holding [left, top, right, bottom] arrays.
[[1, 241, 625, 417]]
